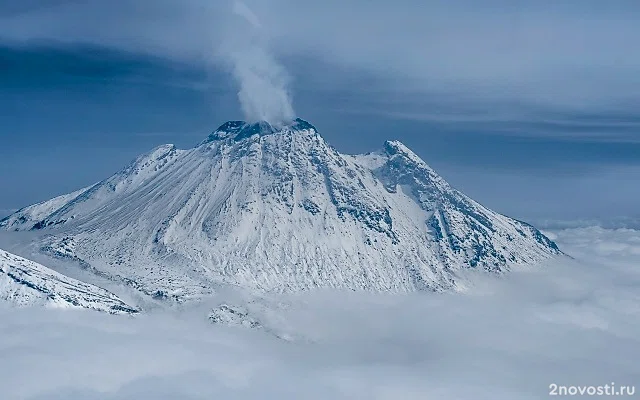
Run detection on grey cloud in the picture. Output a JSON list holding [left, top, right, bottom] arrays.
[[1, 0, 638, 112]]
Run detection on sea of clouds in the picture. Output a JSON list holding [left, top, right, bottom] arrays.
[[1, 225, 639, 399]]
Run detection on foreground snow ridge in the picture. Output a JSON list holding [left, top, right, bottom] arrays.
[[0, 249, 137, 314], [0, 118, 561, 298]]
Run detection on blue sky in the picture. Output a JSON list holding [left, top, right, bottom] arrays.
[[1, 1, 639, 222]]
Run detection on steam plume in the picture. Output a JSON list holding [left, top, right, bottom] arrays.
[[229, 1, 295, 125]]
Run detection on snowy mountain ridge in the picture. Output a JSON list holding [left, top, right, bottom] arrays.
[[0, 248, 137, 314], [0, 118, 561, 300]]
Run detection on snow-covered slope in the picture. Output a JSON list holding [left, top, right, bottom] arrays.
[[0, 249, 137, 314], [0, 186, 92, 230], [0, 118, 560, 299]]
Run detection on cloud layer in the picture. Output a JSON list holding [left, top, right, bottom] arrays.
[[1, 0, 638, 114], [1, 225, 639, 399]]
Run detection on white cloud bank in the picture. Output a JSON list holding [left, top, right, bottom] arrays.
[[1, 226, 639, 399]]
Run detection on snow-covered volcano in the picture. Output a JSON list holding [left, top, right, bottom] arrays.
[[0, 118, 560, 299]]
